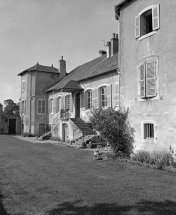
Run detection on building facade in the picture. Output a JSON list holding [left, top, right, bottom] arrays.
[[19, 35, 119, 144], [115, 0, 176, 152]]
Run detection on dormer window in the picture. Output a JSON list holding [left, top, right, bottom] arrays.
[[135, 5, 160, 39]]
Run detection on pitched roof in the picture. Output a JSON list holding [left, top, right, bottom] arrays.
[[18, 63, 58, 76], [45, 53, 118, 92]]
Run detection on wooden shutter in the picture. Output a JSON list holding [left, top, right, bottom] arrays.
[[139, 63, 146, 98], [48, 99, 50, 113], [92, 88, 98, 108], [152, 4, 160, 30], [61, 96, 65, 109], [81, 91, 85, 110], [53, 98, 56, 113], [115, 82, 119, 106], [107, 85, 112, 107], [70, 94, 73, 112], [135, 15, 140, 38], [146, 61, 156, 97]]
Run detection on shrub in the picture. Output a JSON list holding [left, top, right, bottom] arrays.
[[90, 108, 134, 158], [132, 150, 174, 169]]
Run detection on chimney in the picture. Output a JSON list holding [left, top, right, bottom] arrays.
[[106, 41, 111, 58], [99, 50, 107, 56], [59, 56, 66, 80], [111, 33, 118, 56], [0, 104, 3, 134]]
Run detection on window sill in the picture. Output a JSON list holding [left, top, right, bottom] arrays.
[[138, 31, 156, 41]]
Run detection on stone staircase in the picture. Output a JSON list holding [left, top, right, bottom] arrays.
[[70, 118, 96, 147]]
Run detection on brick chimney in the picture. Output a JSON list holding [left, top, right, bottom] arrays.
[[59, 56, 66, 81], [106, 41, 111, 58], [111, 33, 118, 56]]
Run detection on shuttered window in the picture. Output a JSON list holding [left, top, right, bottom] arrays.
[[139, 59, 157, 99], [107, 84, 112, 107], [135, 5, 160, 38], [38, 99, 45, 114]]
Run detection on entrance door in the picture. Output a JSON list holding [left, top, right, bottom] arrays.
[[39, 123, 45, 136], [75, 92, 80, 118], [62, 123, 69, 142], [9, 119, 16, 134]]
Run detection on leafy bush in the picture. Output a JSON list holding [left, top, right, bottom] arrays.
[[90, 108, 134, 158]]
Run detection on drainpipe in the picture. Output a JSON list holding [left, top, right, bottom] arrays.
[[29, 70, 31, 134]]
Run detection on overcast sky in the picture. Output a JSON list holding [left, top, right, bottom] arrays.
[[0, 0, 120, 105]]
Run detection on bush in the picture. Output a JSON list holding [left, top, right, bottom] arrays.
[[132, 150, 174, 169], [90, 108, 134, 158]]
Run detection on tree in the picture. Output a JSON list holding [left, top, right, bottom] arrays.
[[4, 99, 19, 116], [90, 108, 134, 157]]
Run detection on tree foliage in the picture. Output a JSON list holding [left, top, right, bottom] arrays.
[[4, 99, 19, 116], [90, 108, 134, 157]]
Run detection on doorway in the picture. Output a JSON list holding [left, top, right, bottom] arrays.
[[9, 119, 16, 134], [39, 123, 46, 136], [75, 92, 80, 118], [62, 123, 69, 142]]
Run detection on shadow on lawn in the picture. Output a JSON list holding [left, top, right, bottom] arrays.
[[48, 199, 176, 215], [0, 192, 9, 215]]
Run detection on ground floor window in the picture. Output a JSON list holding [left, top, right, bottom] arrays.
[[143, 123, 154, 139]]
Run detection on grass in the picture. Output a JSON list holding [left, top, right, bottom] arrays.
[[0, 135, 176, 215]]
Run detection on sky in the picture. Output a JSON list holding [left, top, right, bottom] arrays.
[[0, 0, 120, 105]]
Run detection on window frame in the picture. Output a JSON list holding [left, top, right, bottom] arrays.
[[37, 99, 46, 115], [135, 4, 160, 40], [138, 56, 159, 101], [85, 89, 93, 110], [141, 120, 157, 142], [100, 86, 108, 108]]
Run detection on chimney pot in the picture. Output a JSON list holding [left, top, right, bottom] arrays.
[[61, 56, 63, 60], [106, 41, 111, 58], [113, 33, 116, 38]]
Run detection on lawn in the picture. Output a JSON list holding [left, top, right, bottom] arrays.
[[0, 135, 176, 215]]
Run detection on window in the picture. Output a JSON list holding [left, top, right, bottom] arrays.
[[37, 99, 45, 114], [144, 123, 154, 139], [138, 57, 158, 99], [135, 5, 160, 39], [100, 87, 107, 107], [85, 90, 92, 109], [56, 97, 61, 113], [22, 80, 25, 91], [48, 98, 53, 113]]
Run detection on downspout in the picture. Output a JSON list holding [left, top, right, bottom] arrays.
[[29, 70, 31, 134]]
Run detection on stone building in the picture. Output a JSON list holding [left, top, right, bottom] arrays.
[[114, 0, 176, 152], [18, 34, 119, 144]]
